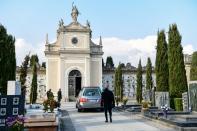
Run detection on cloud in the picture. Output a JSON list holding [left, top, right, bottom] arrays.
[[15, 36, 195, 67], [93, 36, 157, 67], [183, 44, 194, 55], [93, 36, 195, 67], [15, 38, 45, 66]]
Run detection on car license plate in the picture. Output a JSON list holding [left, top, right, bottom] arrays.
[[89, 99, 97, 102]]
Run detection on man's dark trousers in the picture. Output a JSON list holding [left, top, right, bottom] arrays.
[[101, 88, 115, 122], [104, 105, 112, 122]]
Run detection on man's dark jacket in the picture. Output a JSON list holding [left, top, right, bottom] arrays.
[[101, 88, 115, 108]]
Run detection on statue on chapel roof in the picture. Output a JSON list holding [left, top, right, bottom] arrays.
[[59, 18, 64, 28], [71, 3, 79, 23]]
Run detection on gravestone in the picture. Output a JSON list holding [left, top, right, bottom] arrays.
[[182, 92, 189, 111], [7, 81, 21, 95], [188, 81, 197, 112], [155, 92, 169, 108], [0, 95, 25, 130]]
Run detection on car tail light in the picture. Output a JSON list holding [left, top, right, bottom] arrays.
[[80, 98, 88, 103]]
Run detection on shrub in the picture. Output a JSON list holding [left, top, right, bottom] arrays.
[[43, 99, 49, 112], [174, 98, 183, 111], [43, 97, 58, 113], [142, 100, 149, 109]]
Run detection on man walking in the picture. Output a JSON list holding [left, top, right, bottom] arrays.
[[101, 82, 115, 123], [57, 88, 62, 108]]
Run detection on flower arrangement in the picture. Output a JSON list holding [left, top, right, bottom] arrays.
[[6, 115, 25, 131], [141, 100, 149, 109], [43, 96, 58, 113], [161, 104, 169, 118], [49, 99, 57, 112]]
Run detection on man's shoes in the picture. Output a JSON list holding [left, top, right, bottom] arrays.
[[105, 120, 108, 123], [110, 119, 112, 123]]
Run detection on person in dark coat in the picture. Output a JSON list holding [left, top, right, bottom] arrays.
[[47, 89, 52, 99], [101, 83, 115, 123], [57, 89, 62, 103]]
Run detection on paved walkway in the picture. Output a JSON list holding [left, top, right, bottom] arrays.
[[61, 102, 176, 131]]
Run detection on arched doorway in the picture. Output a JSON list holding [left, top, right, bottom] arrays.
[[68, 70, 82, 101]]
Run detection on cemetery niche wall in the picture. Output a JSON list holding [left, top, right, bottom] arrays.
[[189, 81, 197, 112], [0, 95, 25, 130]]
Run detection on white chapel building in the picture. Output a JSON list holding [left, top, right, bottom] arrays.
[[45, 5, 103, 101]]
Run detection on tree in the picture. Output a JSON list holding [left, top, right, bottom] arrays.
[[30, 54, 39, 67], [0, 24, 16, 94], [155, 30, 169, 91], [41, 62, 46, 68], [190, 51, 197, 80], [106, 56, 114, 68], [20, 54, 30, 96], [168, 24, 188, 108], [102, 58, 104, 68], [146, 57, 153, 90], [30, 63, 37, 104], [136, 59, 143, 103], [114, 64, 123, 100], [120, 63, 125, 68], [29, 54, 39, 104]]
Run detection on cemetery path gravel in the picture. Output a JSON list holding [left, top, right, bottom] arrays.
[[61, 102, 176, 131]]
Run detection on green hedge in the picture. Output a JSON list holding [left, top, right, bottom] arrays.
[[174, 98, 183, 111]]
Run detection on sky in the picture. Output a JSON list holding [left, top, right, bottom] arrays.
[[0, 0, 197, 66]]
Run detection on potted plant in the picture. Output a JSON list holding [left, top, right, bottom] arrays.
[[43, 96, 57, 113], [141, 100, 149, 115]]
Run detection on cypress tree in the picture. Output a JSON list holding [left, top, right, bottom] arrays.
[[0, 24, 16, 94], [190, 51, 197, 80], [168, 24, 188, 108], [106, 56, 114, 68], [102, 58, 104, 68], [114, 64, 123, 100], [20, 54, 30, 97], [136, 59, 143, 103], [114, 67, 118, 97], [30, 63, 37, 104], [30, 54, 39, 67], [118, 64, 123, 100], [155, 30, 169, 91], [41, 62, 46, 68], [146, 57, 153, 90]]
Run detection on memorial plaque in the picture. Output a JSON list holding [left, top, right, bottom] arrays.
[[0, 119, 6, 127], [13, 97, 19, 105], [182, 92, 189, 111], [0, 108, 6, 116], [12, 108, 18, 115], [155, 92, 169, 108], [1, 98, 7, 105]]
